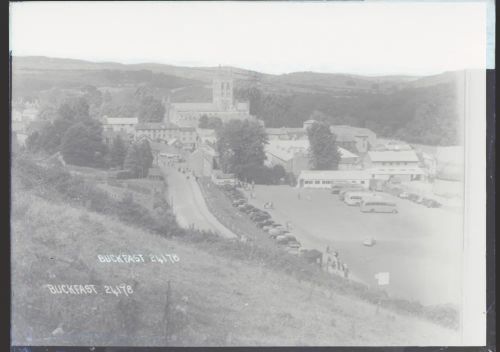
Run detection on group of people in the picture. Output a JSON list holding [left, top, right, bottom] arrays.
[[323, 246, 350, 279]]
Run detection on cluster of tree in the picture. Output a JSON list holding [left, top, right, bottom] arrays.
[[122, 140, 154, 178], [26, 97, 108, 167], [198, 115, 223, 130], [216, 120, 268, 180], [99, 85, 166, 123], [216, 119, 289, 184], [25, 96, 154, 177], [235, 83, 459, 146], [306, 122, 341, 170]]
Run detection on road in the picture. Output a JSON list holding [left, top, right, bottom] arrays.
[[247, 185, 463, 306], [160, 163, 236, 239]]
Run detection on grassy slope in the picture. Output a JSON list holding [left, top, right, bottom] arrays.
[[11, 182, 461, 346]]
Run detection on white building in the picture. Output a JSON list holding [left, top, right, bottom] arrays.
[[297, 170, 370, 189], [103, 116, 138, 134], [364, 150, 424, 181]]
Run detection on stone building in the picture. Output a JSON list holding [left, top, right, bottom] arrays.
[[165, 73, 255, 128]]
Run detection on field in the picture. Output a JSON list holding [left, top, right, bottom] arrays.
[[247, 185, 463, 307], [11, 180, 461, 345]]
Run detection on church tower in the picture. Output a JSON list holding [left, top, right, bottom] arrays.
[[212, 69, 234, 111]]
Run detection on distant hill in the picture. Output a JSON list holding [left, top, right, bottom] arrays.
[[11, 56, 462, 145]]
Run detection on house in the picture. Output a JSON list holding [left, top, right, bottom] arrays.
[[372, 139, 413, 151], [265, 127, 307, 141], [134, 123, 197, 148], [329, 125, 377, 154], [103, 129, 133, 147], [297, 170, 371, 189], [364, 150, 424, 181], [102, 116, 138, 134], [264, 139, 361, 177]]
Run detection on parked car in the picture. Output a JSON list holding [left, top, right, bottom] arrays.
[[232, 199, 246, 207], [414, 196, 426, 204], [238, 204, 252, 212], [407, 193, 420, 202], [256, 219, 274, 228], [276, 234, 297, 245], [250, 212, 271, 221], [398, 191, 409, 199], [268, 228, 287, 237], [422, 198, 441, 208]]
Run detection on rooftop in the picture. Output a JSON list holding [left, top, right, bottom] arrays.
[[104, 117, 139, 125], [265, 140, 358, 162], [136, 123, 195, 131], [367, 150, 419, 162], [298, 170, 370, 180]]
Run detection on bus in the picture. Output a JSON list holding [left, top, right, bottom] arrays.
[[360, 199, 398, 213], [344, 191, 378, 206]]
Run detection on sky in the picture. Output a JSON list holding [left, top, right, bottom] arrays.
[[9, 1, 491, 76]]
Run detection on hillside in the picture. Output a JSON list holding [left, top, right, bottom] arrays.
[[12, 56, 461, 145], [11, 159, 461, 346]]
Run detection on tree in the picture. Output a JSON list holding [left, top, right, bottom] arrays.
[[216, 120, 268, 180], [138, 96, 165, 122], [124, 145, 142, 178], [199, 115, 223, 130], [137, 140, 154, 177], [110, 135, 127, 169], [60, 120, 106, 167], [198, 115, 209, 128], [307, 122, 341, 170]]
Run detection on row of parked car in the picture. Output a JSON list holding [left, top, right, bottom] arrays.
[[396, 191, 442, 208], [220, 185, 302, 255]]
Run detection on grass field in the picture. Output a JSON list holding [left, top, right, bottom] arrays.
[[11, 183, 461, 346]]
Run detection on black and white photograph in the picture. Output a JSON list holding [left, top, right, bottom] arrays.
[[9, 0, 492, 347]]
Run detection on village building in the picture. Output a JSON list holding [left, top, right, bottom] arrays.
[[372, 139, 413, 151], [297, 170, 371, 189], [134, 123, 197, 149], [165, 73, 255, 128], [301, 120, 377, 154], [264, 139, 361, 177], [329, 125, 377, 154], [364, 150, 425, 181], [102, 116, 138, 134], [265, 127, 307, 141]]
